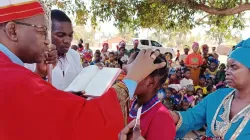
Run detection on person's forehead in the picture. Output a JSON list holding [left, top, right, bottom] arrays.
[[53, 21, 73, 32], [227, 58, 237, 64]]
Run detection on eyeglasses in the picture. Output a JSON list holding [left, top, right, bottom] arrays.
[[14, 21, 48, 39]]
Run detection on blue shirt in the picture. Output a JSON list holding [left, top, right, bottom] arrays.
[[0, 43, 23, 66], [157, 88, 166, 99], [0, 43, 137, 97]]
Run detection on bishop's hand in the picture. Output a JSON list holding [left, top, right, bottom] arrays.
[[124, 49, 166, 83], [35, 44, 57, 78], [119, 120, 145, 140]]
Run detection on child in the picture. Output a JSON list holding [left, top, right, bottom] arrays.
[[215, 63, 226, 84], [164, 88, 174, 110], [157, 86, 166, 102], [195, 88, 203, 105], [205, 59, 218, 79], [179, 99, 190, 111], [168, 73, 180, 84], [179, 62, 186, 77], [176, 69, 182, 81], [82, 43, 93, 63], [175, 50, 180, 62], [169, 84, 182, 110], [206, 77, 214, 86], [105, 52, 118, 68], [184, 85, 196, 107], [128, 53, 176, 140], [195, 76, 207, 95], [206, 85, 214, 96], [165, 52, 173, 68], [119, 46, 129, 64], [90, 52, 102, 65], [180, 69, 193, 88]]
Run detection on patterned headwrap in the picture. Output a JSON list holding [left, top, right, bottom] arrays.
[[202, 44, 209, 50], [119, 40, 126, 46], [101, 42, 109, 52], [134, 39, 139, 44], [192, 42, 199, 49], [184, 45, 190, 50], [229, 38, 250, 68], [117, 40, 126, 51]]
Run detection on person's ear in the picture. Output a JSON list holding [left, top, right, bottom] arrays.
[[146, 76, 160, 88], [5, 22, 19, 42]]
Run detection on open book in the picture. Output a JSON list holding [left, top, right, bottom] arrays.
[[65, 65, 121, 96]]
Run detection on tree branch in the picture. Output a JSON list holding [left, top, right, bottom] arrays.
[[158, 0, 250, 16], [195, 14, 209, 24], [192, 3, 250, 16]]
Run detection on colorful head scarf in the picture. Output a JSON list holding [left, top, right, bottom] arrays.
[[229, 38, 250, 68], [119, 40, 126, 46], [101, 42, 109, 52], [202, 44, 209, 50], [117, 40, 126, 51], [134, 39, 139, 44], [184, 45, 190, 50], [192, 42, 199, 49]]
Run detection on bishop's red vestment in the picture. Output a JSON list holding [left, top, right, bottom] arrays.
[[0, 52, 124, 140]]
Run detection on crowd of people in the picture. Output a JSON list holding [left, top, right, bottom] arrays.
[[75, 38, 228, 117], [73, 39, 140, 69], [157, 43, 227, 113], [2, 1, 250, 140]]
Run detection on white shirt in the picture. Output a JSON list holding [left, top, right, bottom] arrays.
[[101, 51, 109, 62], [25, 49, 83, 90], [179, 54, 188, 62], [180, 78, 193, 88], [120, 55, 129, 63]]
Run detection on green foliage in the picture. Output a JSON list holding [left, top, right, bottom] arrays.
[[46, 0, 248, 32], [41, 0, 89, 25], [44, 0, 248, 46], [73, 26, 96, 46]]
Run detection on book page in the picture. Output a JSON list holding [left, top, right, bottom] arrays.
[[64, 65, 100, 92], [84, 68, 121, 96]]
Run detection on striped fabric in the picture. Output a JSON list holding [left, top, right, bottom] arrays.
[[0, 0, 44, 23], [129, 95, 160, 118]]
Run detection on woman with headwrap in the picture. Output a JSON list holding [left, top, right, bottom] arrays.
[[170, 38, 250, 139], [101, 42, 110, 62], [185, 42, 203, 86], [200, 44, 210, 76], [117, 40, 129, 55]]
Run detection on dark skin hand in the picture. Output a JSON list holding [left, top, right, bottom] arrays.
[[119, 120, 145, 140]]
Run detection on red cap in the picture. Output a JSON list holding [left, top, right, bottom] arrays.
[[0, 0, 45, 23]]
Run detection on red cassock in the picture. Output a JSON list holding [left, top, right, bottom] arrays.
[[0, 52, 124, 140]]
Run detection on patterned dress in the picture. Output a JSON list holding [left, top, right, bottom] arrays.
[[176, 88, 250, 140]]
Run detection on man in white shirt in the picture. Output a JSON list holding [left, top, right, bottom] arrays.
[[26, 9, 82, 90]]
